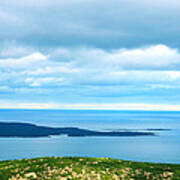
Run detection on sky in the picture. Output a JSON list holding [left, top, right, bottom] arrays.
[[0, 0, 180, 110]]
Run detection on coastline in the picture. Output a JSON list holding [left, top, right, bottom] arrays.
[[0, 122, 155, 138]]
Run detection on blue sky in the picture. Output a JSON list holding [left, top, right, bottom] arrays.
[[0, 0, 180, 110]]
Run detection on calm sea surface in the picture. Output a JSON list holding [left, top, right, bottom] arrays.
[[0, 109, 180, 163]]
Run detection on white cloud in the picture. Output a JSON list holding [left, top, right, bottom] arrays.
[[46, 45, 180, 86], [1, 45, 180, 79], [25, 77, 65, 87], [50, 45, 180, 71], [108, 45, 180, 70], [23, 66, 79, 76], [0, 45, 34, 58], [0, 52, 47, 69], [0, 0, 180, 107], [1, 44, 180, 95]]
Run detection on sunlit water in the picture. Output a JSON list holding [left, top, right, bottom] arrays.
[[0, 109, 180, 163]]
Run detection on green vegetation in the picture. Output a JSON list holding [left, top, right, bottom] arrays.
[[0, 157, 179, 180]]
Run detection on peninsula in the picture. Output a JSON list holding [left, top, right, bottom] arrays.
[[0, 122, 154, 137]]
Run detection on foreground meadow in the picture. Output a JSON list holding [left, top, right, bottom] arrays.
[[0, 157, 179, 180]]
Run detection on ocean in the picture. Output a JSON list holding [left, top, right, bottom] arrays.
[[0, 109, 180, 163]]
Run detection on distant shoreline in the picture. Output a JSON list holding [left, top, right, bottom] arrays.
[[0, 122, 155, 138], [105, 128, 171, 131]]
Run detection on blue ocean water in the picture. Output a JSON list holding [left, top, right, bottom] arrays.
[[0, 109, 180, 163]]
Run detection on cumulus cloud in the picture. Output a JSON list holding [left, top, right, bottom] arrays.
[[49, 45, 180, 71], [1, 44, 180, 73], [1, 0, 180, 109], [1, 45, 180, 88], [0, 52, 47, 69], [1, 44, 180, 108]]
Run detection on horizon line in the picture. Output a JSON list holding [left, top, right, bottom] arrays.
[[1, 102, 180, 111], [1, 108, 180, 112]]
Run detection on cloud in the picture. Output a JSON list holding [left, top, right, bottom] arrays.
[[108, 45, 180, 70], [0, 44, 34, 58], [25, 77, 65, 87], [1, 44, 180, 106], [0, 0, 180, 49], [50, 45, 180, 71], [1, 44, 180, 73], [1, 1, 180, 108], [0, 52, 47, 69], [1, 45, 180, 88]]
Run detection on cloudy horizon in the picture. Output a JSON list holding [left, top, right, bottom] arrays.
[[1, 0, 180, 110]]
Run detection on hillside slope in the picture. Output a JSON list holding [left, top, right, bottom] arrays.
[[0, 157, 179, 180]]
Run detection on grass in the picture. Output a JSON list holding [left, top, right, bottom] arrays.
[[0, 157, 180, 179]]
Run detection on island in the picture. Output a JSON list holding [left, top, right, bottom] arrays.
[[0, 122, 155, 137]]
